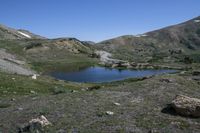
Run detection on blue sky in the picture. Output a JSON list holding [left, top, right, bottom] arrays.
[[0, 0, 200, 42]]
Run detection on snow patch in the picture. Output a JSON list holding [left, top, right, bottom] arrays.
[[135, 35, 141, 38], [135, 34, 148, 37], [18, 31, 31, 38], [194, 20, 200, 23], [141, 34, 148, 37]]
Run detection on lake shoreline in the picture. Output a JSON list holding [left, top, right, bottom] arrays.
[[48, 66, 177, 83]]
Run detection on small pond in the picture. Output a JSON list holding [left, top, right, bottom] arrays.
[[49, 66, 177, 83]]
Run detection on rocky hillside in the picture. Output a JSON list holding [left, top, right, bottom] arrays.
[[0, 24, 94, 55], [97, 16, 200, 63], [0, 36, 97, 74], [0, 22, 100, 74], [0, 24, 45, 40]]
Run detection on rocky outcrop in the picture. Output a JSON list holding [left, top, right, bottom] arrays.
[[18, 115, 51, 133], [111, 62, 183, 70], [53, 38, 91, 54], [0, 59, 35, 75], [29, 115, 51, 127], [95, 50, 126, 65], [94, 50, 183, 70], [171, 95, 200, 117], [0, 49, 35, 75]]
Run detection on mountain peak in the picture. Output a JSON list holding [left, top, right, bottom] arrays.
[[97, 16, 200, 62], [0, 24, 45, 40]]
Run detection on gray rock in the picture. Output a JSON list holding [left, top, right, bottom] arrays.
[[159, 78, 173, 83], [11, 98, 16, 101], [106, 111, 114, 115], [18, 107, 23, 111], [171, 95, 200, 117], [113, 102, 121, 106], [30, 90, 36, 94], [19, 115, 51, 133]]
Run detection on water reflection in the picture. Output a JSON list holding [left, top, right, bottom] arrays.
[[49, 66, 176, 83]]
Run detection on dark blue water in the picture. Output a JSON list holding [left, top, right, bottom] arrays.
[[50, 66, 176, 83]]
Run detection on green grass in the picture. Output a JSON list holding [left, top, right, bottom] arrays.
[[0, 40, 25, 57], [0, 71, 92, 96], [0, 39, 98, 73], [30, 54, 98, 72]]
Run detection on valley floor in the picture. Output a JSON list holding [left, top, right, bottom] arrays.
[[0, 68, 200, 133]]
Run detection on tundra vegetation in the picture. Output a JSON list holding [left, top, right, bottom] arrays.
[[0, 17, 200, 133]]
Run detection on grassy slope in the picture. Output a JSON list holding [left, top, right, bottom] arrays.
[[0, 71, 200, 133], [0, 24, 44, 40], [0, 71, 92, 96], [96, 16, 200, 63], [0, 39, 98, 73]]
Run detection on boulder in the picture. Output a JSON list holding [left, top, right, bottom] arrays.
[[18, 115, 51, 133], [130, 62, 137, 67], [30, 90, 36, 94], [31, 74, 37, 80], [106, 111, 114, 115], [29, 115, 51, 127], [120, 62, 130, 67], [111, 63, 119, 68], [113, 102, 121, 106], [86, 85, 101, 91], [159, 78, 172, 83], [17, 107, 24, 111], [171, 95, 200, 117]]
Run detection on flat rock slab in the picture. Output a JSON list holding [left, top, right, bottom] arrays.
[[0, 59, 34, 75], [171, 95, 200, 117]]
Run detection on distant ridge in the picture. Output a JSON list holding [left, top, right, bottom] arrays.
[[97, 16, 200, 62], [0, 24, 45, 40]]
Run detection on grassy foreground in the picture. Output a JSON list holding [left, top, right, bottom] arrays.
[[0, 67, 200, 132]]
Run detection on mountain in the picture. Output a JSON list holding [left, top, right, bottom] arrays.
[[97, 16, 200, 63], [82, 41, 96, 45], [0, 30, 96, 73], [0, 24, 45, 40], [1, 16, 200, 74], [49, 38, 94, 54], [0, 24, 94, 55]]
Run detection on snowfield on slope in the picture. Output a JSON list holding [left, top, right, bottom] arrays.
[[17, 31, 32, 38]]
